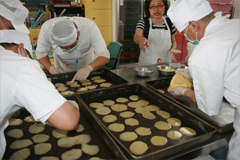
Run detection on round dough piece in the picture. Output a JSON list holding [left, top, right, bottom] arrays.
[[9, 148, 30, 160], [167, 131, 182, 139], [179, 127, 196, 136], [61, 91, 75, 96], [125, 118, 139, 126], [143, 105, 160, 111], [89, 157, 105, 160], [128, 100, 149, 108], [95, 107, 111, 115], [167, 118, 182, 127], [111, 104, 128, 112], [55, 83, 64, 88], [150, 136, 168, 146], [135, 127, 151, 136], [58, 137, 76, 148], [91, 76, 101, 80], [57, 86, 68, 92], [108, 123, 125, 132], [102, 115, 117, 123], [28, 123, 45, 134], [10, 139, 33, 149], [82, 143, 99, 155], [120, 111, 135, 118], [119, 132, 138, 141], [34, 143, 52, 155], [40, 156, 60, 160], [79, 79, 90, 83], [94, 79, 106, 83], [74, 134, 91, 144], [135, 107, 145, 114], [24, 115, 39, 122], [116, 97, 129, 103], [9, 118, 23, 126], [82, 82, 92, 86], [129, 141, 148, 155], [32, 134, 50, 143], [156, 110, 171, 119], [158, 89, 164, 94], [66, 81, 78, 85], [89, 102, 104, 108], [77, 87, 88, 92], [86, 85, 97, 90], [61, 149, 82, 160], [74, 124, 85, 132], [129, 95, 139, 101], [52, 129, 68, 138], [7, 129, 23, 138], [71, 83, 80, 87], [142, 112, 156, 120], [154, 121, 172, 130], [103, 100, 115, 106]]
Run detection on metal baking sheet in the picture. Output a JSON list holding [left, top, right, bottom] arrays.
[[76, 84, 216, 159], [145, 78, 234, 133], [47, 68, 128, 96], [3, 96, 127, 160]]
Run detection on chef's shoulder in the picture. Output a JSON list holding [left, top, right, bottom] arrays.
[[70, 17, 97, 28]]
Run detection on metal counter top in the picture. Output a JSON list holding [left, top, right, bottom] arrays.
[[111, 63, 233, 159]]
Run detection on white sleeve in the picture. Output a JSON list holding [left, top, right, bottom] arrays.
[[15, 60, 67, 123], [95, 49, 110, 59], [35, 21, 53, 59]]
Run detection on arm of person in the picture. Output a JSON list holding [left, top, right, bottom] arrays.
[[184, 89, 197, 104], [38, 55, 52, 71], [47, 101, 80, 131], [171, 34, 177, 51], [134, 28, 149, 51]]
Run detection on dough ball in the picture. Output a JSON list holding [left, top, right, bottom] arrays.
[[108, 123, 125, 132], [129, 141, 148, 155], [102, 115, 117, 123], [34, 143, 52, 155], [32, 134, 50, 143], [119, 132, 138, 141], [82, 143, 99, 155], [7, 129, 23, 138], [150, 136, 168, 146], [61, 149, 82, 160], [28, 123, 45, 134], [167, 131, 182, 139], [154, 121, 172, 130]]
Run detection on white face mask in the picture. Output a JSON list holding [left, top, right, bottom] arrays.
[[0, 17, 6, 29]]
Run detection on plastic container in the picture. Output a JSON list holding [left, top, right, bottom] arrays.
[[30, 15, 35, 28]]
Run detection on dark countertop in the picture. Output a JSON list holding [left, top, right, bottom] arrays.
[[111, 62, 233, 159]]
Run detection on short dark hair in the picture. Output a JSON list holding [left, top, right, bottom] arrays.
[[145, 0, 169, 18]]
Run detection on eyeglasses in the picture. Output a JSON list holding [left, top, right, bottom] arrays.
[[149, 4, 164, 10]]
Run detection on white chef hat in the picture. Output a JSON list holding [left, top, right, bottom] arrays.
[[167, 0, 213, 33], [0, 30, 32, 56], [51, 18, 78, 47], [0, 0, 30, 34]]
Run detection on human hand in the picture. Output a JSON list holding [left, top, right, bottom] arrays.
[[68, 100, 79, 110], [49, 66, 65, 74], [139, 37, 149, 51], [71, 65, 93, 82], [168, 87, 190, 96], [170, 49, 181, 55], [175, 68, 192, 82]]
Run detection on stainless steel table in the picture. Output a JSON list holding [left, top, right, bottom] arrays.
[[111, 63, 233, 159]]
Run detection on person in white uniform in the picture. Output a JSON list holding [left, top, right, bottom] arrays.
[[167, 0, 240, 159], [0, 30, 80, 159], [134, 0, 177, 66], [36, 17, 110, 81], [0, 0, 29, 34]]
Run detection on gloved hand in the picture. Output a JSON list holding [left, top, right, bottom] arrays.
[[168, 87, 190, 96], [139, 37, 149, 51], [71, 65, 93, 82], [175, 68, 193, 82], [68, 100, 79, 110], [49, 66, 65, 74]]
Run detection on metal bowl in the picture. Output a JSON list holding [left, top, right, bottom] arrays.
[[158, 65, 175, 76], [134, 66, 153, 77], [177, 65, 188, 70]]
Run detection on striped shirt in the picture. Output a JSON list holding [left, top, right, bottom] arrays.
[[136, 17, 176, 39]]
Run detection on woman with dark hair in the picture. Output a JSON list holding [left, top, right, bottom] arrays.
[[134, 0, 177, 65]]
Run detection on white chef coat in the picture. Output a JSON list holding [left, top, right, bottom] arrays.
[[138, 16, 172, 66], [188, 13, 240, 160], [36, 17, 109, 72], [0, 46, 67, 159]]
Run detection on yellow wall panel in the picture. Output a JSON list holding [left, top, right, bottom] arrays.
[[29, 29, 36, 37], [99, 26, 112, 42], [92, 10, 112, 26], [91, 0, 112, 9]]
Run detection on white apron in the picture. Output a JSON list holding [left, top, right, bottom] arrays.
[[53, 44, 94, 72], [138, 17, 171, 66]]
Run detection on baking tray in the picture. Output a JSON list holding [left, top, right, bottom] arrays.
[[3, 96, 127, 160], [76, 84, 216, 159], [145, 78, 234, 133], [47, 68, 128, 96]]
